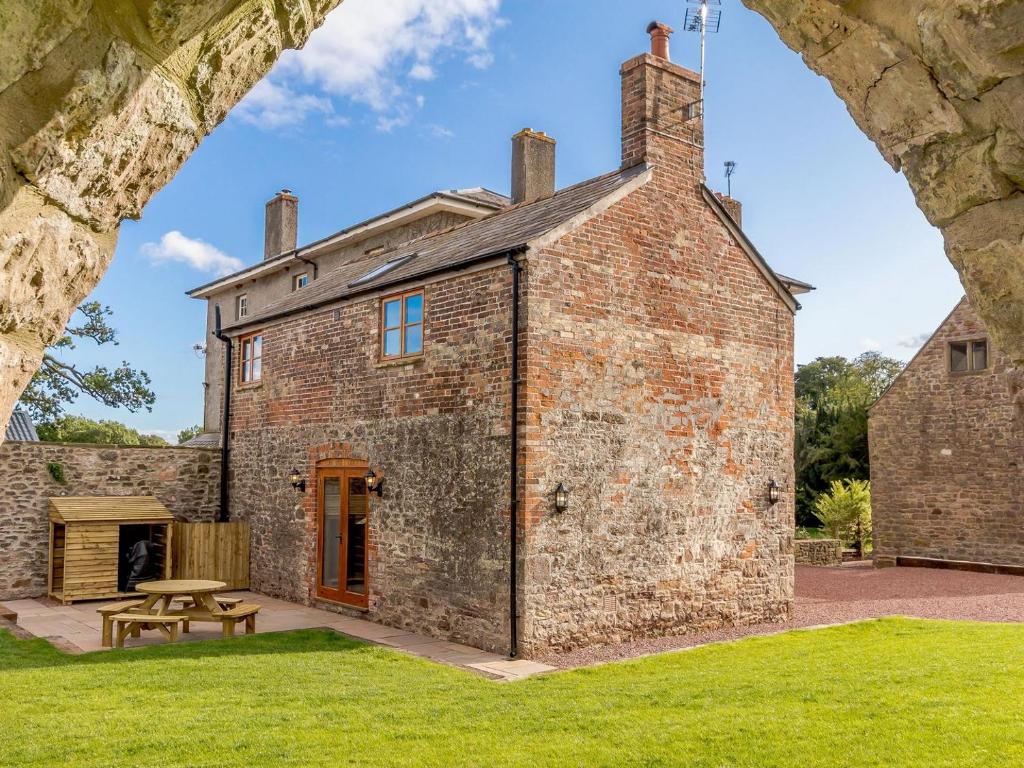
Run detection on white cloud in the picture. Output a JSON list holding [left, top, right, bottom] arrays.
[[426, 123, 455, 139], [897, 332, 932, 349], [242, 0, 502, 129], [142, 231, 243, 277], [859, 337, 882, 352], [234, 79, 333, 129]]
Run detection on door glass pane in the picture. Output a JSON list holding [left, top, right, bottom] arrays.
[[404, 323, 423, 355], [950, 342, 968, 372], [346, 477, 367, 595], [405, 293, 423, 324], [972, 340, 987, 370], [322, 478, 340, 589], [383, 328, 401, 357]]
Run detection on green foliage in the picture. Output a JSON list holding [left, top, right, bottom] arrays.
[[36, 415, 168, 447], [813, 479, 872, 550], [3, 620, 1024, 765], [18, 302, 155, 424], [45, 461, 66, 484], [795, 352, 904, 525], [177, 425, 203, 445]]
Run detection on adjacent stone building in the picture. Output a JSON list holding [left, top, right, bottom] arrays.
[[189, 24, 809, 655], [870, 297, 1024, 569]]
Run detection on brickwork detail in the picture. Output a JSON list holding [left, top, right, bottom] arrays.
[[794, 539, 842, 567], [870, 299, 1024, 567], [0, 441, 220, 599]]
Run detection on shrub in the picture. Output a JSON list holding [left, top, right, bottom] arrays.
[[812, 479, 871, 551]]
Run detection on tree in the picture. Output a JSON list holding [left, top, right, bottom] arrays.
[[37, 415, 168, 446], [177, 425, 202, 445], [794, 352, 904, 525], [813, 479, 872, 553], [18, 302, 155, 424]]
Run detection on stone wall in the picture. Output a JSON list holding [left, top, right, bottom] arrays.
[[794, 539, 842, 567], [870, 298, 1024, 567], [517, 53, 795, 655], [0, 441, 221, 599], [227, 263, 514, 653]]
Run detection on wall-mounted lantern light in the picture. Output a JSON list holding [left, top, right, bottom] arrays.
[[288, 468, 306, 493], [768, 478, 780, 505], [365, 469, 385, 497], [554, 483, 569, 513]]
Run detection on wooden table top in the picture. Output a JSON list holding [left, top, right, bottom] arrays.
[[136, 579, 227, 595]]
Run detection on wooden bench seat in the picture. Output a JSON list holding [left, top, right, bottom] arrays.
[[214, 604, 261, 637], [110, 613, 185, 647], [97, 600, 144, 647], [175, 595, 243, 609]]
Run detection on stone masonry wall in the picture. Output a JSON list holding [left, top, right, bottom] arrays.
[[227, 263, 514, 653], [794, 539, 842, 567], [0, 441, 221, 599], [870, 298, 1024, 566], [517, 53, 795, 655]]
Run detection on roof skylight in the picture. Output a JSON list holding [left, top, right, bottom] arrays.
[[348, 253, 416, 288]]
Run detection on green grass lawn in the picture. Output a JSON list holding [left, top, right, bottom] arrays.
[[2, 618, 1023, 767]]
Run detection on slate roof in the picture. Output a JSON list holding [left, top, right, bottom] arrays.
[[227, 164, 652, 331], [5, 408, 39, 441], [179, 431, 222, 449]]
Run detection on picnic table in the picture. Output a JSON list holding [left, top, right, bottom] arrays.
[[99, 579, 261, 647]]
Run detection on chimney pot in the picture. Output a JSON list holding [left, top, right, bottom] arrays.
[[511, 128, 556, 205], [646, 21, 673, 60], [265, 189, 298, 260]]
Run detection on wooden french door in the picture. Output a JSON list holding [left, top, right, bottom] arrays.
[[316, 466, 369, 607]]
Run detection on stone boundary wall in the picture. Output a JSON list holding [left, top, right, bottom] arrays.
[[0, 440, 221, 600], [794, 539, 842, 567]]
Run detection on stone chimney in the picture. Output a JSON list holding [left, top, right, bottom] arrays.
[[265, 188, 298, 259], [511, 128, 556, 204], [621, 22, 703, 179], [716, 193, 742, 227]]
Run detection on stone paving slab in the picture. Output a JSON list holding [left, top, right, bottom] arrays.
[[2, 592, 555, 681]]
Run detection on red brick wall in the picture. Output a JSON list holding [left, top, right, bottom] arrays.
[[517, 55, 795, 654], [870, 298, 1024, 566], [227, 264, 515, 652]]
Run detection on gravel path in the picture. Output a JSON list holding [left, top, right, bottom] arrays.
[[536, 563, 1024, 669]]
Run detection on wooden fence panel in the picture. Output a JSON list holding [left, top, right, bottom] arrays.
[[172, 522, 250, 590]]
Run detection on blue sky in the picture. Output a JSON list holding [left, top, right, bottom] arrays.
[[74, 0, 963, 441]]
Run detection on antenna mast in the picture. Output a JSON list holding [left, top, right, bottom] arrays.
[[684, 0, 722, 114], [724, 161, 736, 196]]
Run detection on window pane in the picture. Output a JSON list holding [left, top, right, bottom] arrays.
[[322, 478, 340, 589], [383, 300, 401, 328], [252, 357, 262, 380], [972, 340, 987, 370], [243, 361, 252, 382], [405, 293, 423, 324], [404, 323, 423, 355], [383, 329, 401, 357], [346, 477, 367, 595], [950, 342, 968, 372], [253, 335, 262, 357]]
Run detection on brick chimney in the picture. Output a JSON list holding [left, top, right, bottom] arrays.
[[265, 189, 298, 259], [621, 22, 703, 180], [511, 128, 556, 204], [716, 193, 743, 227]]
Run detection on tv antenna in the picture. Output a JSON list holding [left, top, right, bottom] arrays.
[[684, 0, 722, 114], [724, 160, 736, 196]]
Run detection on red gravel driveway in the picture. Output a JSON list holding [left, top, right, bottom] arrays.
[[538, 563, 1024, 668]]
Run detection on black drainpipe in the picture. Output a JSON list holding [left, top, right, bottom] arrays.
[[507, 251, 523, 658], [213, 305, 232, 523]]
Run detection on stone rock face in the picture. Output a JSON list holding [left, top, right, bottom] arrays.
[[0, 0, 342, 439], [742, 0, 1024, 363]]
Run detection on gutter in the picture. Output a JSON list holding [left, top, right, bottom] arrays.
[[213, 305, 232, 523]]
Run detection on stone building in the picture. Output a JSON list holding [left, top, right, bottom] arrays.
[[870, 297, 1024, 569], [188, 24, 809, 655]]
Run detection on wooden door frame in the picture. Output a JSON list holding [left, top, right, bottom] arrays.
[[315, 460, 370, 608]]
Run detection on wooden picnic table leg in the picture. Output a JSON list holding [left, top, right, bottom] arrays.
[[245, 613, 256, 635], [115, 619, 130, 648]]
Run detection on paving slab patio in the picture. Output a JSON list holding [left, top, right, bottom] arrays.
[[3, 592, 555, 682]]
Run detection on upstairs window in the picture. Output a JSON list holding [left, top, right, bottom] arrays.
[[236, 294, 248, 320], [240, 333, 263, 383], [949, 339, 987, 374], [381, 290, 424, 360], [292, 273, 309, 291]]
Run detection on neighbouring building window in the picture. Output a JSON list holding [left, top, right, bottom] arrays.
[[292, 273, 309, 291], [236, 294, 248, 320], [949, 339, 987, 373], [381, 289, 424, 359], [240, 333, 263, 383]]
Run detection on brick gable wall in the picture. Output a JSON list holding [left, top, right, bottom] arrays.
[[869, 299, 1024, 566]]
